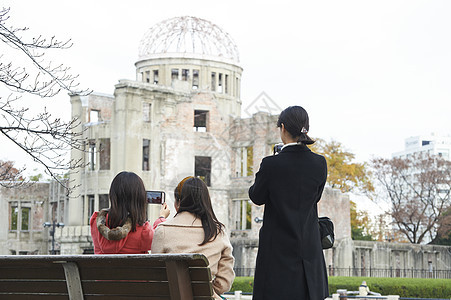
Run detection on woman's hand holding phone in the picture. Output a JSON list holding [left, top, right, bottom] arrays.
[[159, 203, 170, 219]]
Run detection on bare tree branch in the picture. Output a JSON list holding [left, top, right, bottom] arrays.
[[0, 7, 90, 190]]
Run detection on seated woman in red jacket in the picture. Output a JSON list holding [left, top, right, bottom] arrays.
[[90, 171, 170, 254]]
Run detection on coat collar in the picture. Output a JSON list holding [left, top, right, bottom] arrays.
[[162, 211, 202, 227], [279, 143, 310, 153]]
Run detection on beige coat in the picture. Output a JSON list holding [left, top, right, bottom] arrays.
[[151, 211, 235, 299]]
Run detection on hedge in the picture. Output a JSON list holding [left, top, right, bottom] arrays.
[[231, 276, 451, 298]]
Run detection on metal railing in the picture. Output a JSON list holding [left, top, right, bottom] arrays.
[[234, 267, 451, 279], [234, 268, 255, 277], [328, 267, 451, 279]]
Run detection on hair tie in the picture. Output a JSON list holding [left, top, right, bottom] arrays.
[[301, 127, 308, 134], [177, 176, 194, 199]]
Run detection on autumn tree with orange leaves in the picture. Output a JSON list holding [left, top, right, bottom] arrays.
[[310, 139, 374, 195]]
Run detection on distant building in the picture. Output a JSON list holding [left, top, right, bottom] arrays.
[[393, 133, 451, 160]]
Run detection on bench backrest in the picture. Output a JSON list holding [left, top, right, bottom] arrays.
[[0, 253, 214, 300]]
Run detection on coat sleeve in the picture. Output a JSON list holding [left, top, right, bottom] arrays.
[[152, 217, 166, 229], [150, 225, 165, 253], [249, 157, 270, 205], [212, 233, 235, 295], [316, 157, 328, 203]]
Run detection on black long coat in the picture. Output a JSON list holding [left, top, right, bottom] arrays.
[[249, 144, 329, 300]]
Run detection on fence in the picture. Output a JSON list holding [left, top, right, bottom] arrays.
[[234, 267, 451, 279], [328, 267, 451, 279]]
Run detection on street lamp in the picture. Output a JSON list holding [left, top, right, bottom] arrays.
[[43, 221, 65, 255], [254, 217, 264, 223]]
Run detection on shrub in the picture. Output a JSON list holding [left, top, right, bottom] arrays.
[[231, 276, 451, 298], [328, 277, 451, 298], [231, 277, 253, 293]]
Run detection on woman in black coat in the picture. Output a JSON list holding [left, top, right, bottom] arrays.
[[249, 106, 329, 300]]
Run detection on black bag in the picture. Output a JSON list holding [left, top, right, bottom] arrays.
[[319, 217, 334, 249]]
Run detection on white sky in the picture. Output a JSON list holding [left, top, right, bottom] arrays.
[[2, 1, 451, 213]]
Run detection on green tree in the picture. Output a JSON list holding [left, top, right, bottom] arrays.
[[29, 169, 44, 182], [310, 139, 374, 195]]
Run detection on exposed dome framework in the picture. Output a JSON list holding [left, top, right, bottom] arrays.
[[139, 16, 240, 63]]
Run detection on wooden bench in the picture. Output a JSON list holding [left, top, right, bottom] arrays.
[[0, 253, 214, 300]]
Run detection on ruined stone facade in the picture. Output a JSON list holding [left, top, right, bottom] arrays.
[[0, 182, 66, 255]]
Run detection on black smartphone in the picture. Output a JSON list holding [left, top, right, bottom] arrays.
[[146, 191, 165, 204]]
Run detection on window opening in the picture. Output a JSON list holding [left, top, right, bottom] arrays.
[[87, 195, 95, 225], [88, 140, 96, 171], [90, 110, 100, 123], [99, 138, 110, 170], [192, 69, 199, 89], [182, 69, 189, 81], [21, 206, 30, 231], [143, 102, 151, 122], [211, 72, 216, 91], [232, 199, 252, 230], [237, 146, 253, 176], [153, 70, 159, 84], [194, 110, 208, 132], [10, 202, 18, 231], [143, 139, 150, 171], [145, 71, 150, 83], [225, 74, 229, 94], [171, 69, 179, 81], [195, 156, 211, 186], [218, 73, 223, 93]]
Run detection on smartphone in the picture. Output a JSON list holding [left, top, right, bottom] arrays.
[[146, 191, 165, 204]]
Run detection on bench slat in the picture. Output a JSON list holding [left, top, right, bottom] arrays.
[[0, 281, 68, 293], [0, 294, 69, 300], [81, 281, 169, 296], [0, 267, 65, 280], [79, 266, 168, 281], [84, 296, 170, 300]]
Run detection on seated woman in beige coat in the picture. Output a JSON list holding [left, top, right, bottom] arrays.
[[151, 177, 235, 299]]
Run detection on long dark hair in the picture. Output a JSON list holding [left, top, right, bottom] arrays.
[[277, 105, 315, 144], [107, 171, 147, 232], [174, 177, 224, 245]]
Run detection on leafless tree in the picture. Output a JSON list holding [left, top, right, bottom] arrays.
[[0, 7, 90, 188], [371, 153, 451, 244]]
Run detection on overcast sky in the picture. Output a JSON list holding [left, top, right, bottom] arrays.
[[2, 1, 451, 208]]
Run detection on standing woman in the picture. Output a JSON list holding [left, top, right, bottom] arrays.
[[152, 177, 235, 300], [90, 171, 170, 254], [249, 106, 328, 300]]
